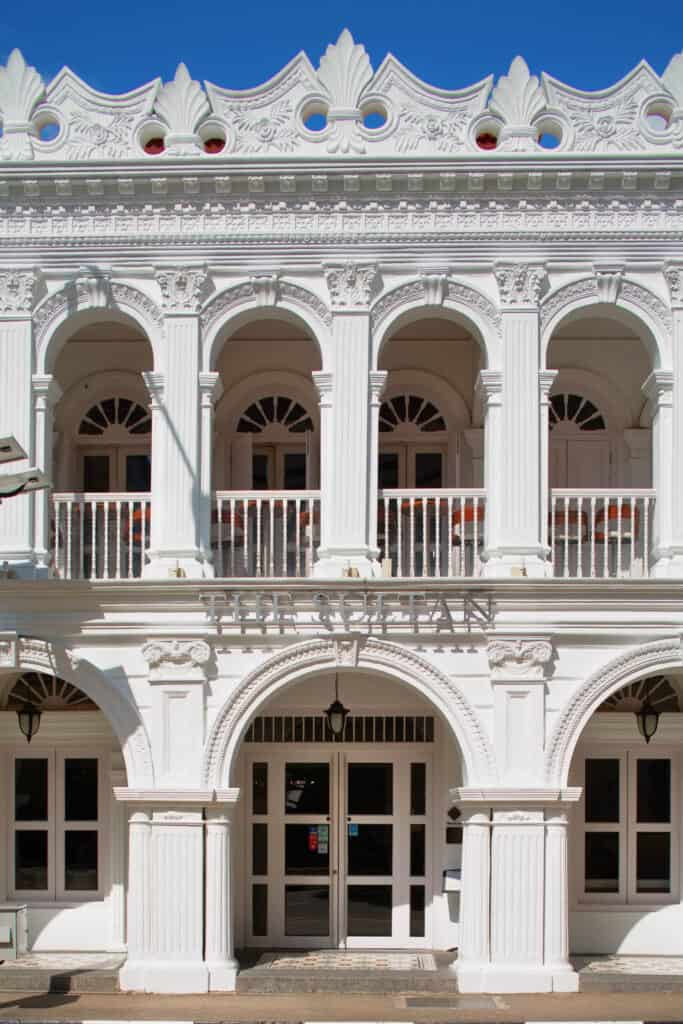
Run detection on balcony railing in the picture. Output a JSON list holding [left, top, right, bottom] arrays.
[[549, 490, 656, 579], [378, 490, 486, 578], [212, 491, 320, 578], [52, 493, 151, 580]]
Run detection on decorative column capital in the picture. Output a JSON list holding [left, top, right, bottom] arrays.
[[141, 638, 211, 681], [486, 636, 554, 681], [32, 373, 62, 408], [324, 262, 380, 310], [664, 262, 683, 309], [312, 370, 334, 406], [475, 369, 503, 408], [592, 261, 624, 304], [369, 370, 388, 405], [643, 369, 674, 408], [538, 369, 558, 401], [142, 371, 165, 408], [494, 263, 547, 308], [199, 371, 223, 407], [0, 270, 38, 316], [156, 266, 209, 314]]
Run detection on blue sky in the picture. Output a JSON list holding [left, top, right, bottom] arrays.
[[1, 0, 681, 94]]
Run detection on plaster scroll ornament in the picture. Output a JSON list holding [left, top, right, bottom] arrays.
[[421, 273, 447, 306], [593, 264, 624, 304], [155, 267, 209, 313], [74, 267, 110, 308], [316, 29, 373, 154], [495, 263, 547, 306], [0, 271, 36, 314], [154, 63, 210, 156], [487, 637, 554, 679], [0, 49, 45, 160], [141, 638, 211, 671], [250, 275, 280, 307], [488, 56, 545, 152], [324, 262, 380, 309]]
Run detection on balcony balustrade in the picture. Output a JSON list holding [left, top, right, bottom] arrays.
[[549, 490, 656, 579], [377, 489, 486, 579], [52, 493, 151, 580], [212, 491, 321, 578]]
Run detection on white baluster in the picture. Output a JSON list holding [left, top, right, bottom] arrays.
[[268, 498, 275, 577], [66, 500, 73, 580], [396, 497, 403, 577], [589, 496, 596, 579], [295, 498, 301, 578], [102, 501, 110, 580], [576, 497, 583, 580], [616, 497, 623, 577], [550, 494, 556, 578], [409, 498, 415, 577], [127, 501, 134, 579], [115, 500, 122, 580], [434, 495, 441, 577], [255, 498, 262, 577], [644, 496, 651, 577], [447, 496, 453, 578], [603, 496, 609, 578]]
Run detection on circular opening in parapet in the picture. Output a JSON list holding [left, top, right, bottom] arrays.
[[34, 109, 62, 144], [204, 137, 225, 153], [361, 100, 388, 130], [301, 100, 329, 133], [199, 120, 227, 154], [535, 117, 563, 150], [476, 131, 498, 150], [138, 120, 167, 156], [144, 137, 165, 155], [645, 100, 673, 132]]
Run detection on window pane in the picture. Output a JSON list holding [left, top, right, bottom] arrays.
[[410, 885, 425, 937], [410, 824, 425, 877], [285, 885, 329, 936], [283, 452, 306, 490], [252, 763, 268, 815], [348, 825, 392, 876], [285, 825, 329, 875], [585, 832, 619, 893], [285, 763, 329, 815], [415, 452, 443, 488], [15, 759, 48, 821], [15, 831, 48, 890], [347, 885, 392, 937], [125, 453, 151, 492], [637, 833, 671, 893], [411, 763, 426, 815], [65, 759, 98, 821], [252, 883, 268, 936], [348, 763, 392, 815], [637, 760, 671, 824], [82, 454, 110, 492], [64, 831, 98, 891], [252, 823, 268, 876], [378, 452, 399, 489], [585, 759, 620, 822]]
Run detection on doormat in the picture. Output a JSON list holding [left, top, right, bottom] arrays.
[[256, 952, 437, 971]]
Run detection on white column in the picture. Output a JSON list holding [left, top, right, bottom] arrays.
[[544, 808, 576, 991], [312, 370, 334, 556], [107, 769, 127, 952], [32, 375, 62, 574], [454, 807, 491, 992], [314, 263, 380, 577], [199, 372, 222, 573], [368, 370, 388, 553], [485, 264, 549, 577], [660, 264, 683, 574], [642, 370, 674, 576], [0, 271, 38, 575], [119, 807, 151, 989], [476, 370, 503, 566], [205, 790, 240, 991], [144, 267, 209, 579], [539, 370, 558, 533]]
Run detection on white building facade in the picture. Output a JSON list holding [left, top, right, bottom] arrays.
[[2, 31, 683, 995]]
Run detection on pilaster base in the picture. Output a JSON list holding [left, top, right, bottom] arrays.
[[119, 959, 209, 994], [143, 550, 212, 580], [0, 552, 39, 580], [207, 958, 239, 991], [481, 548, 551, 579], [456, 962, 578, 993], [313, 547, 381, 579]]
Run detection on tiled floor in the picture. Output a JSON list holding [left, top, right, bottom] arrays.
[[0, 953, 124, 970], [256, 951, 438, 971], [575, 954, 683, 975]]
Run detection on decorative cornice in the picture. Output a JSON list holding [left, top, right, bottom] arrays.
[[486, 637, 554, 680], [0, 270, 36, 315], [324, 261, 380, 310], [494, 262, 547, 307], [155, 266, 209, 313]]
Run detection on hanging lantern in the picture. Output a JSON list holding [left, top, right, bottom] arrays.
[[17, 703, 42, 743], [636, 697, 660, 744], [324, 673, 350, 739]]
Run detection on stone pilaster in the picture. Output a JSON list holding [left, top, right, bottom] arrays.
[[198, 371, 222, 572], [454, 808, 491, 990], [119, 807, 152, 987], [32, 374, 62, 573], [660, 261, 683, 574], [476, 370, 503, 566], [107, 769, 127, 952], [642, 369, 674, 576], [205, 790, 240, 991]]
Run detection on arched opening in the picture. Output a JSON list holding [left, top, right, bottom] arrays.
[[51, 319, 154, 579], [211, 316, 322, 577], [546, 310, 656, 578], [0, 670, 129, 954], [566, 668, 683, 957], [377, 314, 485, 578], [228, 669, 465, 954]]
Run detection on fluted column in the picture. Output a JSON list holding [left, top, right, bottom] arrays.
[[32, 374, 62, 574], [144, 267, 210, 578], [657, 263, 683, 575], [643, 369, 674, 576], [119, 808, 152, 988], [205, 789, 240, 991], [0, 271, 38, 574], [198, 371, 222, 573], [544, 809, 575, 990], [476, 370, 503, 565], [368, 370, 388, 553], [484, 264, 549, 576], [107, 769, 127, 952], [454, 807, 491, 991], [314, 262, 380, 577]]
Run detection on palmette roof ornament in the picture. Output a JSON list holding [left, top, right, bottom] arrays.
[[3, 35, 683, 162]]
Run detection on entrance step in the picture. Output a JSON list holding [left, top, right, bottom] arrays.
[[0, 953, 123, 993], [575, 954, 683, 992], [236, 950, 459, 994]]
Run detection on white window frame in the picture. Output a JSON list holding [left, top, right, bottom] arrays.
[[8, 749, 106, 903], [575, 745, 679, 909]]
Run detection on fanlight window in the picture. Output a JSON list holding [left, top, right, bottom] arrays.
[[598, 676, 681, 713], [4, 673, 97, 711], [237, 396, 314, 434], [379, 394, 446, 433], [79, 397, 151, 436], [549, 393, 605, 432]]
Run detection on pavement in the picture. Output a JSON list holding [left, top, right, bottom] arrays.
[[0, 989, 683, 1022]]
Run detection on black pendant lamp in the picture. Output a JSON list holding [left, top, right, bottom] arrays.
[[17, 703, 42, 743], [325, 673, 350, 740], [636, 695, 660, 744]]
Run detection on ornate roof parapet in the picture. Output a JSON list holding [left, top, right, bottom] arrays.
[[4, 37, 683, 163]]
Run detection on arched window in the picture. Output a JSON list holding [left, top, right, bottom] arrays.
[[4, 673, 97, 710], [235, 395, 314, 490], [378, 393, 447, 489], [598, 676, 681, 713], [77, 396, 151, 493], [549, 393, 606, 432], [237, 396, 314, 435]]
